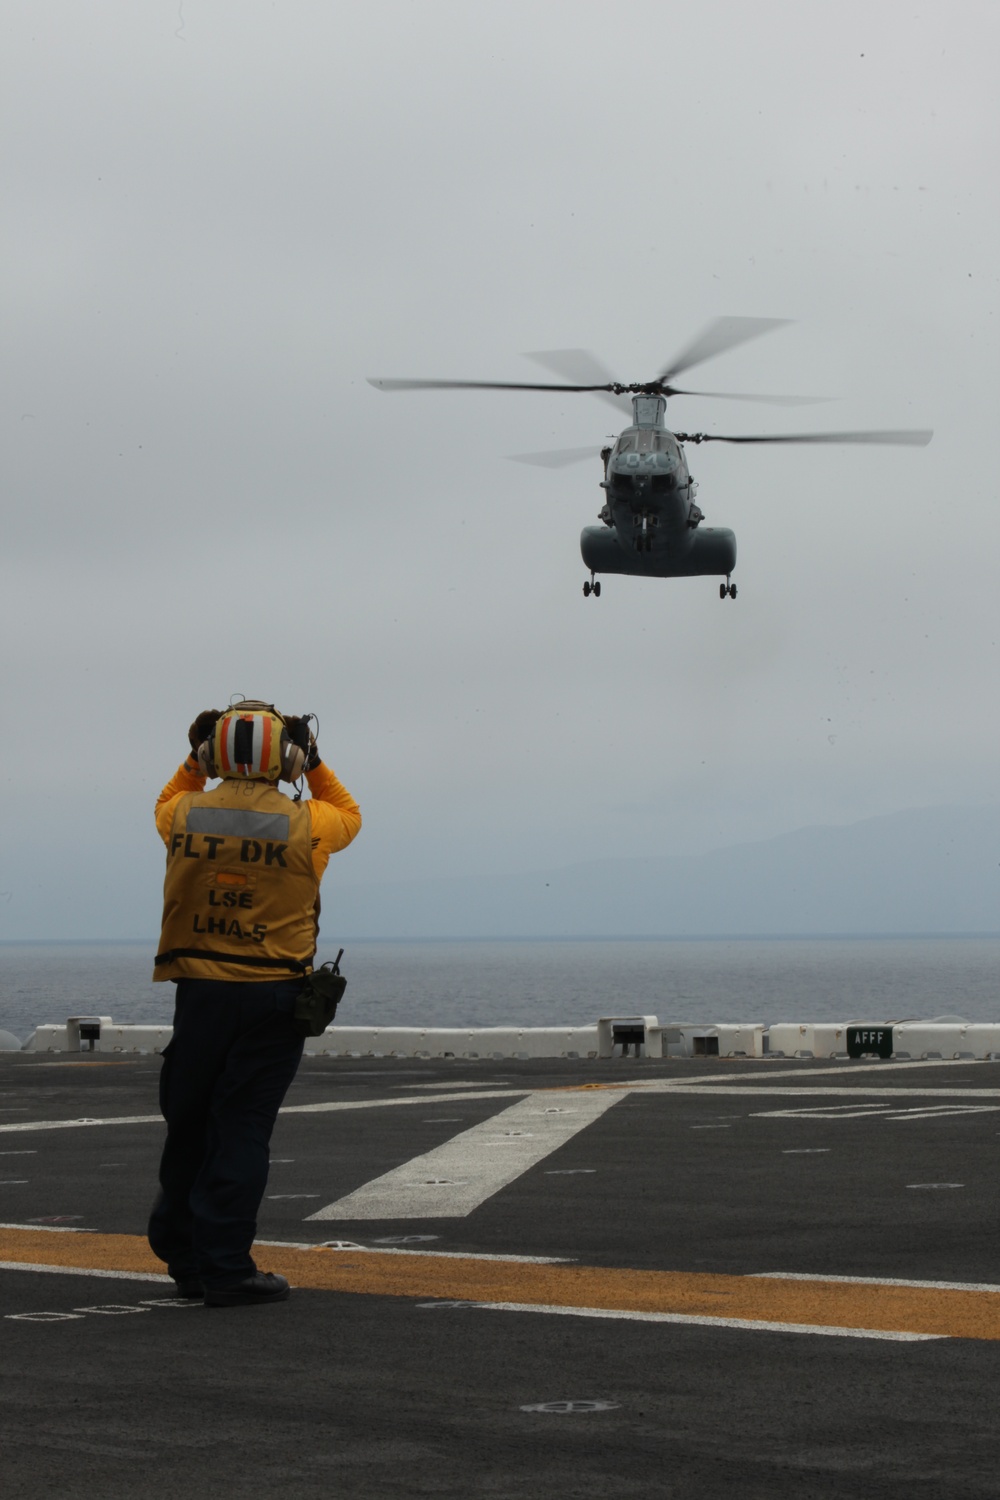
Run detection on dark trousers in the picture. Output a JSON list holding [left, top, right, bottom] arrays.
[[148, 978, 304, 1289]]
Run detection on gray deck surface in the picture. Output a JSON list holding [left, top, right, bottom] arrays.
[[2, 1052, 998, 1498]]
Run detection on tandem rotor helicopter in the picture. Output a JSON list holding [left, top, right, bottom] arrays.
[[369, 317, 932, 600]]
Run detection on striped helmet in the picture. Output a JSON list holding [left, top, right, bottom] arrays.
[[212, 703, 286, 781]]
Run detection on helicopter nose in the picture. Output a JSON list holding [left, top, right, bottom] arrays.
[[610, 449, 678, 495]]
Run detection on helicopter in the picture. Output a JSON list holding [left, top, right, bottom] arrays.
[[368, 318, 932, 600]]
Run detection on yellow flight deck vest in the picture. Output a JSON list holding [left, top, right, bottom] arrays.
[[154, 779, 318, 982]]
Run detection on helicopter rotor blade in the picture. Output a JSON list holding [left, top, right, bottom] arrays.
[[658, 316, 791, 384], [367, 377, 616, 394], [675, 428, 934, 446], [668, 387, 831, 407], [523, 349, 618, 385], [508, 446, 602, 468], [522, 350, 634, 416]]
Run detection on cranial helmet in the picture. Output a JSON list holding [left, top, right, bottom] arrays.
[[198, 701, 307, 783]]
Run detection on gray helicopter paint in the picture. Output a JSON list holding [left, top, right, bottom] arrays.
[[581, 395, 736, 581]]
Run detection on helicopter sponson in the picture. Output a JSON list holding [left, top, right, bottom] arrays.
[[580, 520, 736, 582]]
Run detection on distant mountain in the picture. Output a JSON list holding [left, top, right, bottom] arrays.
[[328, 805, 1000, 938]]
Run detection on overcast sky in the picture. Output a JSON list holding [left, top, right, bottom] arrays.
[[2, 1, 997, 939]]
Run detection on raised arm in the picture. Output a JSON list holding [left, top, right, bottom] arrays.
[[304, 761, 362, 878], [154, 756, 207, 845]]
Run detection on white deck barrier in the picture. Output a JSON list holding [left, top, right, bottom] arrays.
[[15, 1014, 1000, 1061], [648, 1023, 767, 1060], [305, 1025, 600, 1060], [766, 1023, 852, 1059], [24, 1019, 172, 1054], [889, 1021, 1000, 1060], [766, 1019, 1000, 1061], [22, 1014, 773, 1059]]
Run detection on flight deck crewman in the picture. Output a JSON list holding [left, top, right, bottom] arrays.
[[147, 701, 361, 1307]]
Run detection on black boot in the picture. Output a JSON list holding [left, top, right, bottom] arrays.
[[172, 1276, 205, 1299], [204, 1271, 290, 1307]]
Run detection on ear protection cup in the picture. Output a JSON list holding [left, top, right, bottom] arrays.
[[280, 733, 307, 782], [196, 739, 217, 778]]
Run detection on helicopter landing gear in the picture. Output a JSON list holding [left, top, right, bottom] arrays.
[[719, 578, 737, 600], [583, 575, 601, 599]]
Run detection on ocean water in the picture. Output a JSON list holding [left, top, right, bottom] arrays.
[[0, 937, 997, 1045]]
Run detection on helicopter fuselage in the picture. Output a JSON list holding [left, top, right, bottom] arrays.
[[580, 395, 736, 583]]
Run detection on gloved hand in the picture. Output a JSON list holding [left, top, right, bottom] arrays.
[[285, 715, 321, 771], [188, 709, 222, 755]]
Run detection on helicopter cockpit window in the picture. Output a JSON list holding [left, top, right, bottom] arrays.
[[615, 435, 636, 454]]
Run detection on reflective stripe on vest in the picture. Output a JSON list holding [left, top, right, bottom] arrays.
[[154, 779, 318, 983]]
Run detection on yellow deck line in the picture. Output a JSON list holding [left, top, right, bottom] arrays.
[[2, 1227, 999, 1340]]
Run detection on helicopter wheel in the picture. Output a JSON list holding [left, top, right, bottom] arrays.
[[583, 581, 591, 598], [593, 581, 601, 598], [719, 584, 727, 600], [729, 583, 737, 600]]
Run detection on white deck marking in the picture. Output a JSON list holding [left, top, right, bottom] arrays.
[[752, 1102, 1000, 1120], [74, 1304, 149, 1315], [672, 1059, 984, 1083], [306, 1091, 623, 1221], [649, 1086, 1000, 1099], [7, 1312, 86, 1322], [0, 1261, 170, 1282], [403, 1081, 510, 1089], [0, 1114, 163, 1135], [254, 1237, 570, 1263], [0, 1222, 94, 1233], [281, 1088, 525, 1117], [0, 1091, 525, 1135], [463, 1302, 942, 1342], [889, 1105, 1000, 1120], [753, 1271, 1000, 1292]]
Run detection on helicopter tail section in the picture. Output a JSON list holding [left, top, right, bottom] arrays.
[[580, 525, 736, 579]]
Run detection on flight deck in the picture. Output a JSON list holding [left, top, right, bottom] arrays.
[[2, 1051, 998, 1498]]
